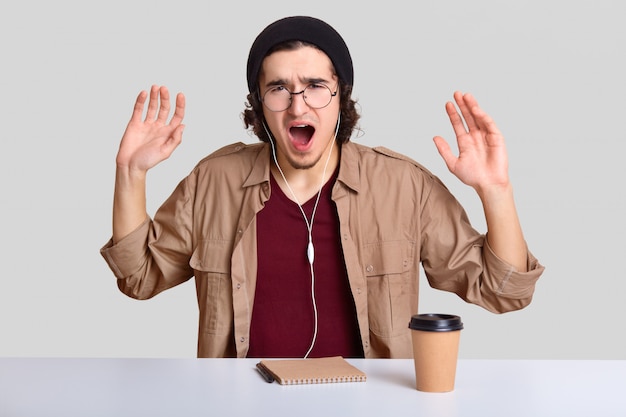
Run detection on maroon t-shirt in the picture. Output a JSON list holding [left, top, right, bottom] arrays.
[[248, 171, 363, 358]]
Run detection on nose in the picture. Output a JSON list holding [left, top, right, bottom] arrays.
[[287, 90, 309, 115]]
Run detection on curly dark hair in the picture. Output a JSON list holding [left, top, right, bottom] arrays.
[[242, 41, 360, 144]]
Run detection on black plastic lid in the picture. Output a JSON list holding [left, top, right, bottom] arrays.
[[408, 313, 464, 332]]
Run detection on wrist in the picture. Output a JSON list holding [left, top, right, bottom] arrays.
[[116, 162, 147, 181], [476, 182, 514, 205]]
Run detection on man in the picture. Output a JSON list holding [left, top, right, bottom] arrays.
[[101, 16, 544, 359]]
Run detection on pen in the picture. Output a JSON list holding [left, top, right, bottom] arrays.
[[256, 362, 275, 383]]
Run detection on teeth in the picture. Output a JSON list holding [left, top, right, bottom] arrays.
[[294, 124, 308, 128]]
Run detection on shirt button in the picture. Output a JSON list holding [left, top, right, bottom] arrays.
[[238, 229, 243, 234], [356, 288, 362, 294], [236, 283, 241, 290], [240, 337, 245, 343], [366, 265, 373, 273]]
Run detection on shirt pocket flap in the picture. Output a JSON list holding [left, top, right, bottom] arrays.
[[363, 240, 407, 276], [189, 239, 232, 273]]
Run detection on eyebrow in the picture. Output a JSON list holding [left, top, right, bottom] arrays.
[[264, 77, 331, 88]]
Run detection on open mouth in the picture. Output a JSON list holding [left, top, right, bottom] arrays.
[[289, 125, 315, 147]]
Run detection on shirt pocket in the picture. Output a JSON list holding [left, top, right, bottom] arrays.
[[190, 239, 234, 335], [364, 239, 416, 338]]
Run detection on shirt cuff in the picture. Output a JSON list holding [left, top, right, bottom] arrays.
[[482, 238, 545, 298], [100, 218, 151, 279]]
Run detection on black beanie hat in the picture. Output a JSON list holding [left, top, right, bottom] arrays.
[[246, 16, 353, 94]]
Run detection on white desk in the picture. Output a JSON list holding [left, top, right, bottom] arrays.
[[1, 358, 624, 417]]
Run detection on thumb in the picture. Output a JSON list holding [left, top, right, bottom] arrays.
[[162, 124, 185, 156], [433, 136, 456, 171]]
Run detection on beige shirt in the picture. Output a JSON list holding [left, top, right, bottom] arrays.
[[101, 141, 544, 358]]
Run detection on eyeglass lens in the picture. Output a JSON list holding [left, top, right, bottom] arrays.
[[263, 85, 335, 112]]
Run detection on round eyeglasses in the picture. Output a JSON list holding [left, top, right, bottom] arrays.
[[262, 84, 338, 112]]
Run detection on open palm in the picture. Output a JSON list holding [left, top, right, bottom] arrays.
[[433, 92, 510, 194], [116, 85, 186, 173]]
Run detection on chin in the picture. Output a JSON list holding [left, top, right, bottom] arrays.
[[285, 156, 319, 170], [281, 148, 324, 170]]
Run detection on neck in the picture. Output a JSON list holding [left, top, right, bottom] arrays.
[[271, 142, 339, 202]]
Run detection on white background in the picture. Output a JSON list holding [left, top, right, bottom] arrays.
[[1, 0, 624, 359]]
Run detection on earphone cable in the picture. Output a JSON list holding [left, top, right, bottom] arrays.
[[263, 115, 340, 358]]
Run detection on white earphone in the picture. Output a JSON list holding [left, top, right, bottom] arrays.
[[262, 113, 341, 358]]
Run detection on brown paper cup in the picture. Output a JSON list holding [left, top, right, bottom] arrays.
[[409, 314, 463, 392]]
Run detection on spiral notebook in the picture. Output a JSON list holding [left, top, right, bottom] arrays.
[[256, 356, 367, 385]]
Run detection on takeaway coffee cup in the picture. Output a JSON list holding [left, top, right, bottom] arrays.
[[408, 313, 464, 392]]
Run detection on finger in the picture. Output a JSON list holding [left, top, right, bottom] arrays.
[[145, 85, 160, 121], [130, 90, 148, 123], [156, 86, 171, 123], [445, 100, 469, 139], [172, 124, 185, 146], [433, 136, 457, 172], [462, 94, 503, 140], [169, 92, 186, 126], [161, 124, 185, 157], [453, 91, 478, 131]]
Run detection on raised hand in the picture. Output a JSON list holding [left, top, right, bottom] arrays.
[[434, 92, 528, 271], [433, 91, 509, 195], [116, 85, 186, 173], [112, 85, 185, 242]]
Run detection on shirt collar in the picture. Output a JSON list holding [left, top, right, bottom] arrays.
[[242, 141, 361, 193], [336, 141, 360, 193], [242, 143, 271, 188]]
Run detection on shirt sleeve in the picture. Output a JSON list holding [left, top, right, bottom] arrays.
[[100, 218, 152, 280], [99, 175, 195, 300], [419, 176, 545, 313]]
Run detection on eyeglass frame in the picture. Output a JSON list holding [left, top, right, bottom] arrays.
[[260, 83, 338, 112]]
